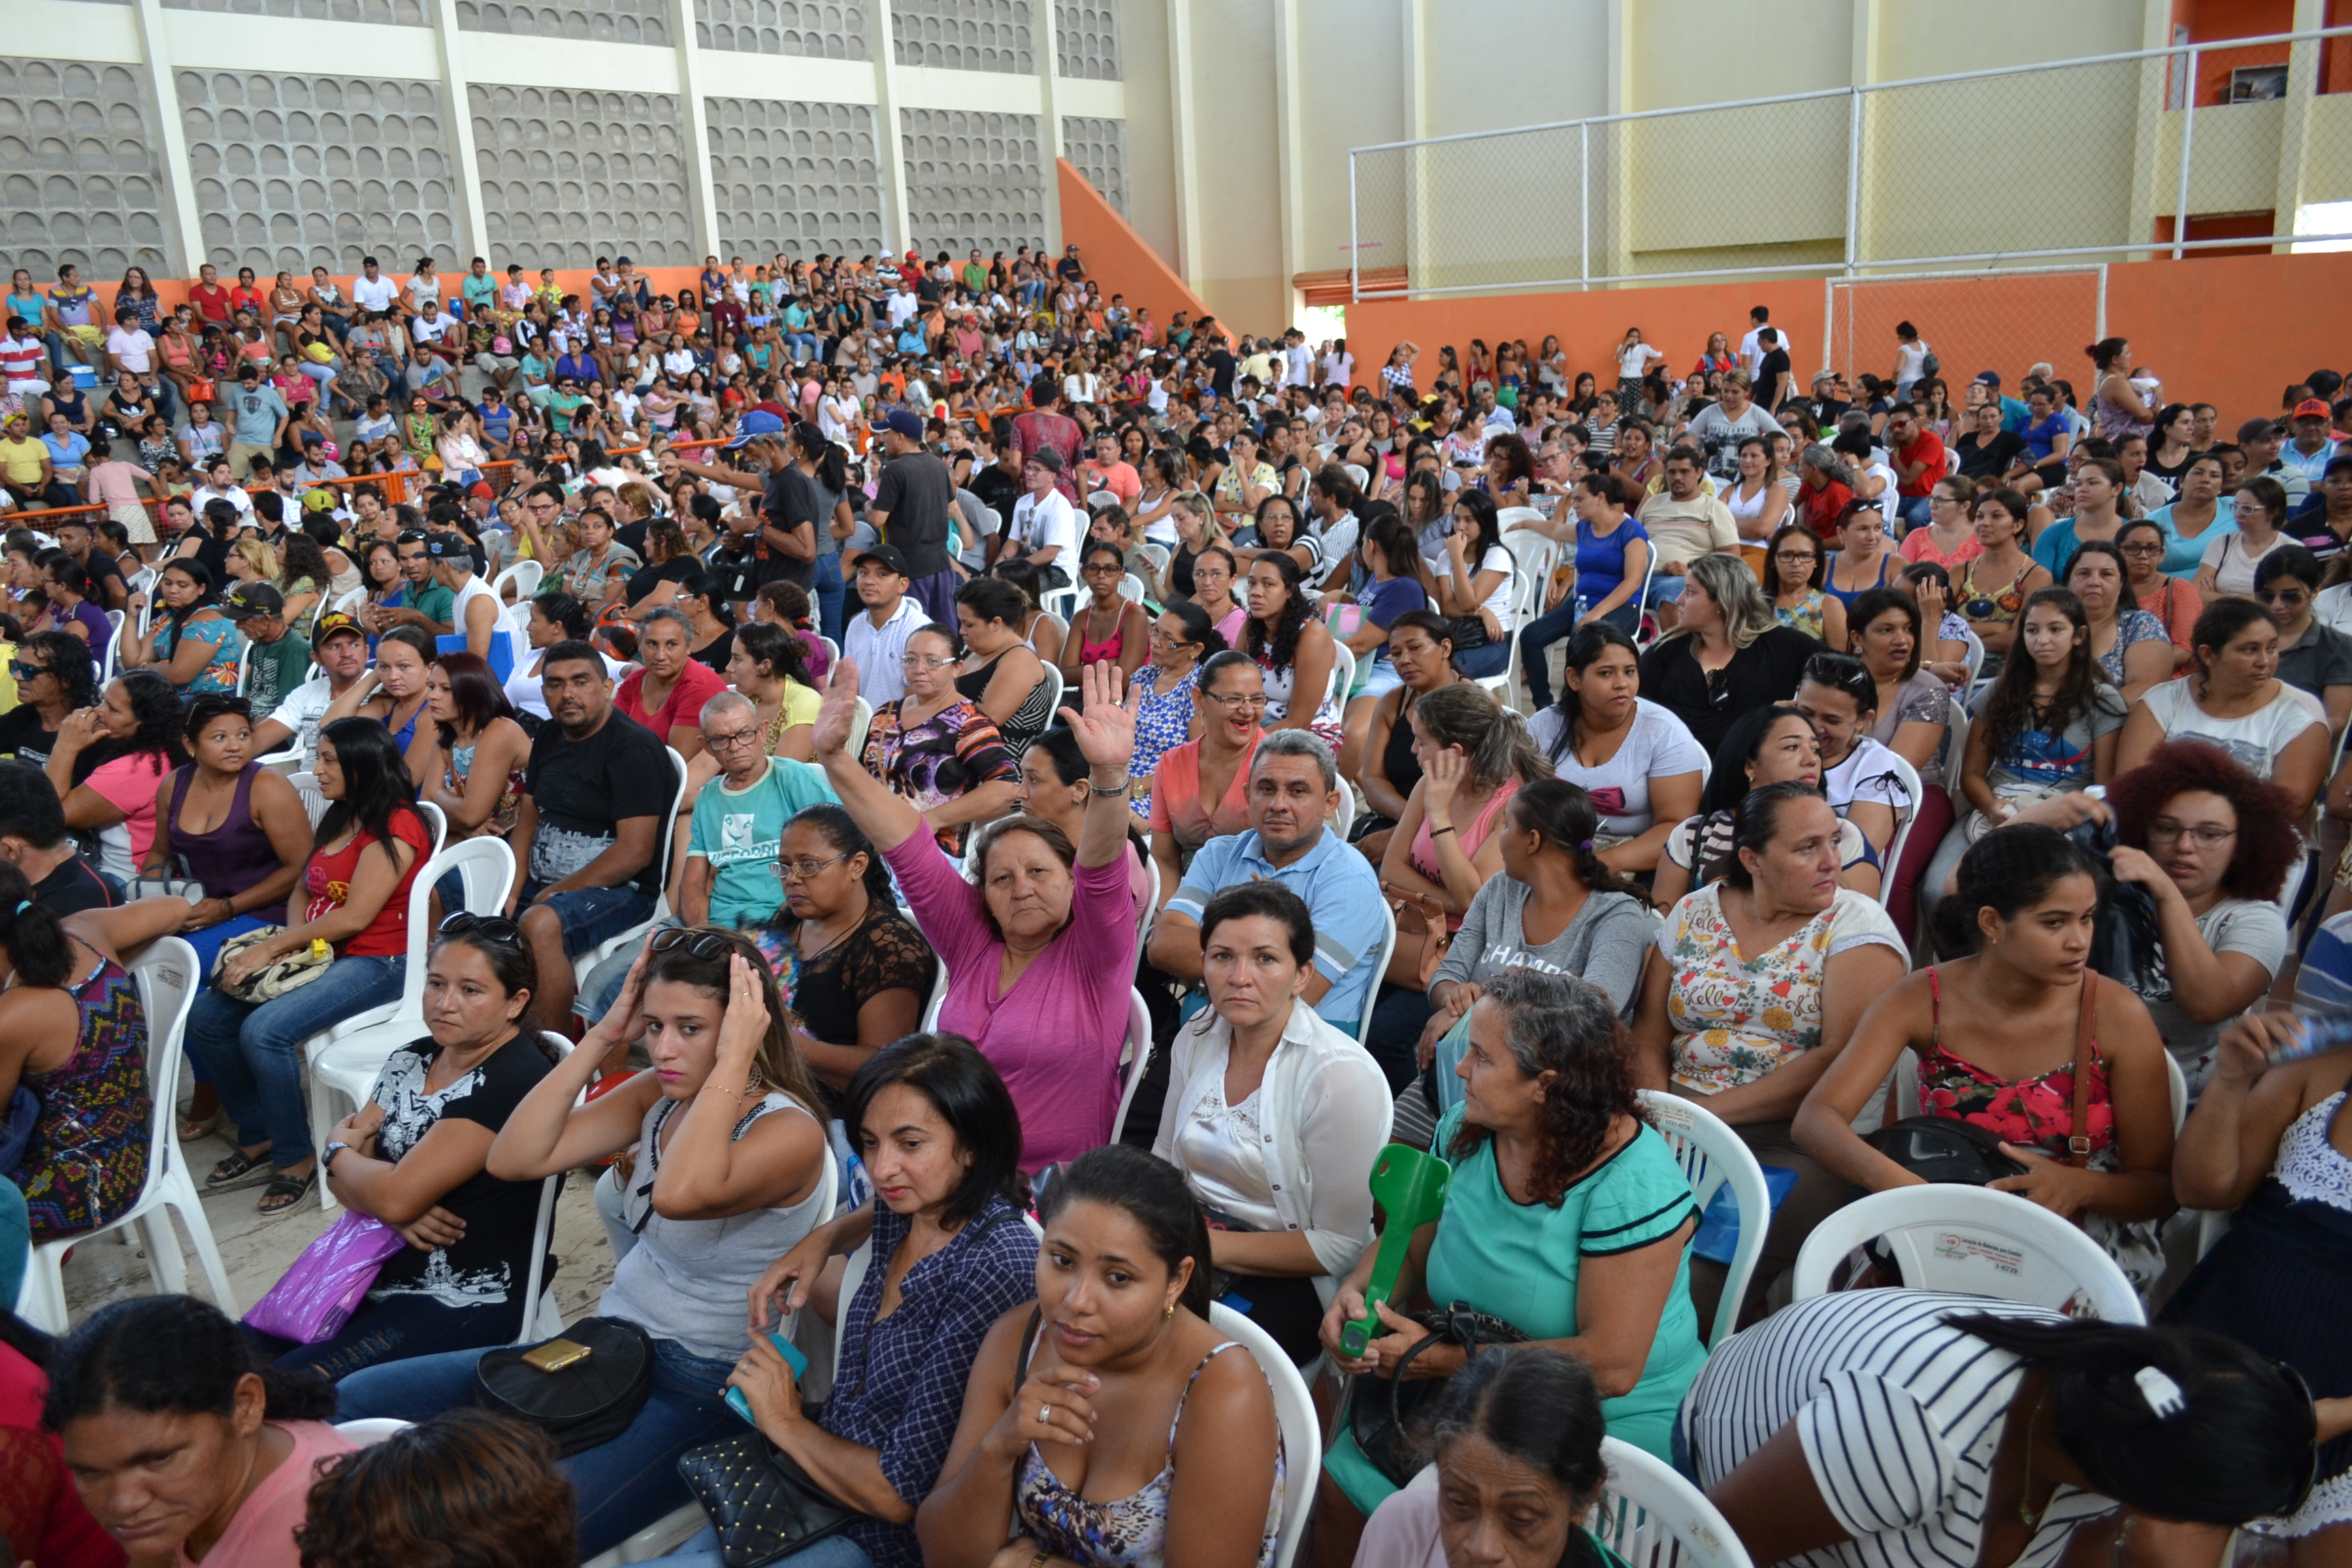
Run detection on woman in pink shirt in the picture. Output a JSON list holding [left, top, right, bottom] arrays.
[[46, 1294, 356, 1568], [815, 655, 1138, 1170]]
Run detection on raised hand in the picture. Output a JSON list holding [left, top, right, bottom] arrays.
[[811, 655, 861, 759], [1062, 659, 1135, 773], [715, 951, 768, 1077]]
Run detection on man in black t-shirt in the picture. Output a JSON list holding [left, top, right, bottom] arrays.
[[50, 518, 127, 611], [1755, 328, 1793, 412], [1199, 316, 1238, 403], [1056, 244, 1085, 286], [509, 640, 674, 1032], [0, 761, 113, 913], [867, 406, 960, 624]]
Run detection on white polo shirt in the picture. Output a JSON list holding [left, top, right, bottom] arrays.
[[840, 592, 928, 707]]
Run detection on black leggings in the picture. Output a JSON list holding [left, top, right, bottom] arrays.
[[1220, 1271, 1327, 1367]]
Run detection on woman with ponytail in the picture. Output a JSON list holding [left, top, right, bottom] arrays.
[[0, 861, 199, 1241], [46, 1294, 350, 1567], [1531, 622, 1706, 876], [1634, 783, 1908, 1329], [1394, 779, 1655, 1142], [1688, 1289, 2316, 1568], [1797, 823, 2179, 1292]]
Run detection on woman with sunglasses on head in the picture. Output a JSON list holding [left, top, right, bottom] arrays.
[[1652, 704, 1883, 909], [2119, 600, 2331, 822], [1760, 521, 1846, 647], [1124, 600, 1222, 824], [335, 928, 831, 1561], [142, 694, 311, 976], [241, 914, 561, 1376], [184, 717, 436, 1215], [1790, 651, 1910, 878]]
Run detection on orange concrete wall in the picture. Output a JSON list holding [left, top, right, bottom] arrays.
[[1340, 251, 2352, 434], [1058, 157, 1211, 331]]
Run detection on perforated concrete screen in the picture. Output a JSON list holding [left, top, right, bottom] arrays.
[[706, 97, 885, 257], [1062, 114, 1124, 216], [900, 107, 1043, 254], [162, 0, 429, 22], [456, 0, 670, 44], [469, 84, 695, 267], [891, 0, 1032, 74], [1053, 1, 1117, 79], [179, 71, 456, 272], [1, 57, 172, 276], [695, 0, 871, 59]]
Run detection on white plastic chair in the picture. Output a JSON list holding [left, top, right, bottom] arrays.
[[1326, 642, 1356, 713], [1118, 571, 1147, 605], [1087, 489, 1121, 512], [848, 696, 873, 760], [18, 938, 238, 1332], [232, 637, 254, 698], [1328, 779, 1356, 839], [288, 769, 329, 827], [99, 608, 124, 683], [1041, 585, 1081, 622], [333, 1418, 414, 1447], [1355, 898, 1399, 1048], [1872, 751, 1924, 913], [1961, 625, 1987, 696], [1209, 1301, 1322, 1568], [491, 559, 543, 602], [1584, 1435, 1757, 1568], [1108, 989, 1153, 1144], [1792, 1184, 2146, 1323], [570, 747, 691, 995], [1635, 1090, 1771, 1348], [1028, 664, 1066, 736], [1497, 504, 1548, 534], [1136, 853, 1160, 946]]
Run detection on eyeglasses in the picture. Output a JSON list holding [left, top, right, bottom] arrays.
[[2146, 821, 2237, 849], [900, 652, 956, 670], [1771, 549, 1817, 563], [2256, 588, 2310, 607], [705, 727, 761, 751], [777, 853, 849, 882], [2119, 541, 2168, 556], [649, 928, 736, 960], [438, 912, 523, 945], [1201, 689, 1269, 710]]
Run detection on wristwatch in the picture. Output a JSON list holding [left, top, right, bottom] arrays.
[[322, 1140, 353, 1174]]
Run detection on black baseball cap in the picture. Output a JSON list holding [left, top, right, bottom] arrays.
[[220, 583, 284, 620], [850, 542, 910, 577], [312, 610, 365, 644], [424, 530, 472, 561]]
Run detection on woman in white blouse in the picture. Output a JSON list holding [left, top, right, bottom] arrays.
[[1154, 880, 1392, 1367], [2118, 597, 2330, 821]]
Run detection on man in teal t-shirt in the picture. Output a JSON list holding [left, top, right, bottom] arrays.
[[685, 696, 838, 928]]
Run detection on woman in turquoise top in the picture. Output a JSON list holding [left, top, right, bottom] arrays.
[[2148, 450, 2236, 576], [120, 558, 244, 699], [1318, 968, 1705, 1518]]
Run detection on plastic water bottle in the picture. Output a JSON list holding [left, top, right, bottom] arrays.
[[2267, 1010, 2352, 1065]]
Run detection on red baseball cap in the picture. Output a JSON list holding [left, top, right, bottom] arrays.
[[2293, 397, 2332, 419]]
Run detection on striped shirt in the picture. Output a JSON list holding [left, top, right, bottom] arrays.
[[1680, 1292, 2117, 1568]]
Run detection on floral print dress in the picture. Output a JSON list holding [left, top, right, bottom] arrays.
[[1126, 663, 1200, 822], [859, 698, 1019, 856]]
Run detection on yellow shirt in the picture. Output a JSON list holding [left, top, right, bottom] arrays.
[[0, 436, 46, 486]]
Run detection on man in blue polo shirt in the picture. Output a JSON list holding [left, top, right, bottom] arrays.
[[1149, 728, 1386, 1038]]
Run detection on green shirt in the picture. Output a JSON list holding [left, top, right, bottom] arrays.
[[546, 391, 584, 435], [243, 630, 312, 721], [390, 580, 457, 631], [462, 273, 498, 312], [687, 757, 838, 927]]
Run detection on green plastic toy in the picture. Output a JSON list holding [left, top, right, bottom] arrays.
[[1341, 1143, 1452, 1358]]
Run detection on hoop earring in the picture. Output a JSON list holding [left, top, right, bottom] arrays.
[[1162, 1301, 1177, 1320]]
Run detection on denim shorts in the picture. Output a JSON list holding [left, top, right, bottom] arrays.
[[521, 881, 655, 958]]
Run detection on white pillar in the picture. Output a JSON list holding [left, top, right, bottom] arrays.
[[1037, 0, 1064, 252], [428, 0, 490, 261], [130, 0, 205, 274], [1271, 0, 1305, 325], [870, 1, 913, 256], [1165, 0, 1202, 285], [672, 0, 720, 261], [2273, 0, 2325, 253]]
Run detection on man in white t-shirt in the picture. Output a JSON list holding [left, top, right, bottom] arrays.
[[104, 321, 154, 380], [840, 544, 928, 707], [1738, 306, 1793, 381], [351, 257, 399, 318], [1283, 329, 1314, 391], [250, 610, 370, 766], [1007, 448, 1081, 582]]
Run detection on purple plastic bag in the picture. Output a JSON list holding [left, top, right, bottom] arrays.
[[242, 1211, 406, 1344]]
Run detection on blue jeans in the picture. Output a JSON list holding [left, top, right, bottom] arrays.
[[639, 1525, 877, 1568], [1895, 493, 1931, 529], [1454, 640, 1509, 680], [335, 1335, 744, 1561], [1518, 599, 1637, 711], [521, 881, 655, 959], [785, 332, 822, 363], [183, 953, 406, 1169], [578, 913, 680, 1023], [812, 552, 847, 645], [243, 1287, 525, 1381]]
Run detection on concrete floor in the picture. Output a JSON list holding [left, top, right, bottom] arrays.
[[58, 1122, 621, 1333]]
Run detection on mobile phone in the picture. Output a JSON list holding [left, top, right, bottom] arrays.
[[723, 1330, 810, 1425], [521, 1337, 593, 1373]]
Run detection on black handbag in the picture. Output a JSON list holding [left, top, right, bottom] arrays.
[[1863, 1117, 2027, 1186], [1345, 1302, 1525, 1487], [675, 1431, 859, 1568], [1446, 614, 1489, 651], [474, 1317, 655, 1457]]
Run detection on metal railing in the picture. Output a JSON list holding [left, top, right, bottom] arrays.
[[1348, 25, 2352, 301]]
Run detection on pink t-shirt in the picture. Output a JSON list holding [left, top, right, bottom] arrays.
[[884, 829, 1134, 1170], [84, 751, 171, 880], [174, 1420, 355, 1568], [616, 660, 728, 745]]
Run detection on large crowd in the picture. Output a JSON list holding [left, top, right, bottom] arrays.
[[0, 249, 2340, 1568]]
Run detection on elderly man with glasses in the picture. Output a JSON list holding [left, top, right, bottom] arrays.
[[572, 690, 837, 1032]]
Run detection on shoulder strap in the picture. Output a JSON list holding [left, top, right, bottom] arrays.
[[2068, 977, 2098, 1169]]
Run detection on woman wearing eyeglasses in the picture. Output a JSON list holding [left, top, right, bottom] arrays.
[[2198, 476, 2292, 600], [1149, 651, 1266, 891], [1058, 539, 1150, 687], [336, 927, 832, 1561], [1125, 603, 1220, 825], [2117, 516, 2202, 664], [860, 622, 1021, 858], [1759, 521, 1846, 648], [242, 913, 559, 1376]]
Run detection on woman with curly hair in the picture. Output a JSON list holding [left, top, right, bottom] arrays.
[[297, 1408, 575, 1568], [1317, 967, 1706, 1522], [2104, 740, 2299, 1097], [1241, 548, 1341, 749]]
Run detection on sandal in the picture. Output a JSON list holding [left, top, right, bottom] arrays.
[[178, 1109, 225, 1143], [257, 1170, 315, 1216], [206, 1148, 270, 1190]]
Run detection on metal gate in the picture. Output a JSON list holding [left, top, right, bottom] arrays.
[[1825, 267, 2107, 397]]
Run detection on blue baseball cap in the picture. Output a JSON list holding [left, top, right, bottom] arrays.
[[881, 406, 925, 442], [725, 408, 788, 450]]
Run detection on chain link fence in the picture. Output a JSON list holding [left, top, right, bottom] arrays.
[[1825, 269, 2104, 397], [1349, 26, 2352, 299]]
